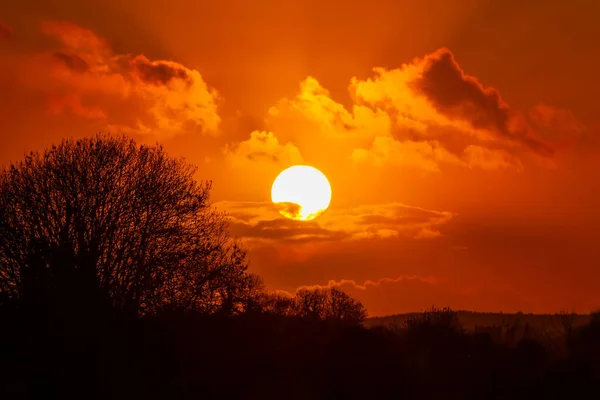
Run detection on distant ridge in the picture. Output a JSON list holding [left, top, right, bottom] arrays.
[[365, 310, 591, 333]]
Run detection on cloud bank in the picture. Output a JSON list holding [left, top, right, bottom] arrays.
[[22, 21, 220, 138]]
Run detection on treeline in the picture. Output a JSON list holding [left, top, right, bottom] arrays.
[[368, 309, 593, 351], [2, 303, 600, 399]]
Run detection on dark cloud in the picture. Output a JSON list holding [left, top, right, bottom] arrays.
[[218, 201, 454, 244], [272, 201, 327, 221], [273, 202, 301, 219], [411, 48, 552, 155], [415, 49, 509, 132], [132, 57, 191, 86], [230, 217, 347, 243], [52, 52, 89, 73], [246, 151, 279, 162]]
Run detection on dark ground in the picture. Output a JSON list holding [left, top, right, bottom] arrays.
[[1, 305, 600, 400]]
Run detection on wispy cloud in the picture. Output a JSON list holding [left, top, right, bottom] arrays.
[[217, 200, 455, 246]]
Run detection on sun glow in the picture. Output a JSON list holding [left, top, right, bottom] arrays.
[[271, 165, 332, 221]]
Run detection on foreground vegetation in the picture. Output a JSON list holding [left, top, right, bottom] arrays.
[[1, 135, 599, 399], [1, 305, 600, 399], [367, 310, 591, 344]]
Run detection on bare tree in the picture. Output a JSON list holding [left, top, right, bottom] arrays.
[[327, 287, 367, 324], [552, 309, 577, 339], [551, 309, 577, 352], [403, 306, 463, 337], [293, 287, 367, 325], [0, 134, 250, 316], [294, 288, 328, 320], [260, 292, 296, 316]]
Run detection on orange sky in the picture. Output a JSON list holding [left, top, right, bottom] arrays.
[[1, 0, 600, 315]]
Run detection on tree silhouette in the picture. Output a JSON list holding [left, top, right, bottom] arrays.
[[402, 306, 464, 342], [0, 134, 250, 316], [552, 309, 577, 348], [259, 292, 296, 316], [293, 287, 367, 324]]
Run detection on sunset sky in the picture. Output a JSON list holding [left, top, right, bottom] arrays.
[[1, 0, 599, 315]]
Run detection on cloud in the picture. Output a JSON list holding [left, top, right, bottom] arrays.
[[329, 203, 455, 240], [409, 49, 551, 154], [217, 200, 455, 246], [530, 104, 585, 133], [273, 77, 357, 132], [352, 48, 553, 154], [258, 48, 551, 174], [131, 56, 191, 86], [415, 50, 510, 130], [217, 201, 344, 246], [47, 93, 107, 119], [266, 76, 392, 146], [52, 52, 90, 73], [351, 136, 463, 171], [295, 275, 439, 292], [224, 130, 303, 167], [232, 217, 347, 243], [351, 134, 525, 172], [0, 20, 12, 40], [22, 21, 220, 138], [463, 145, 523, 171]]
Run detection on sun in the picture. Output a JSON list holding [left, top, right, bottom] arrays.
[[271, 165, 332, 221]]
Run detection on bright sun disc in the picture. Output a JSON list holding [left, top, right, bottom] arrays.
[[271, 165, 332, 221]]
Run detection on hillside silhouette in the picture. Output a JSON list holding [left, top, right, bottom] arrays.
[[1, 135, 599, 399], [367, 310, 591, 337]]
